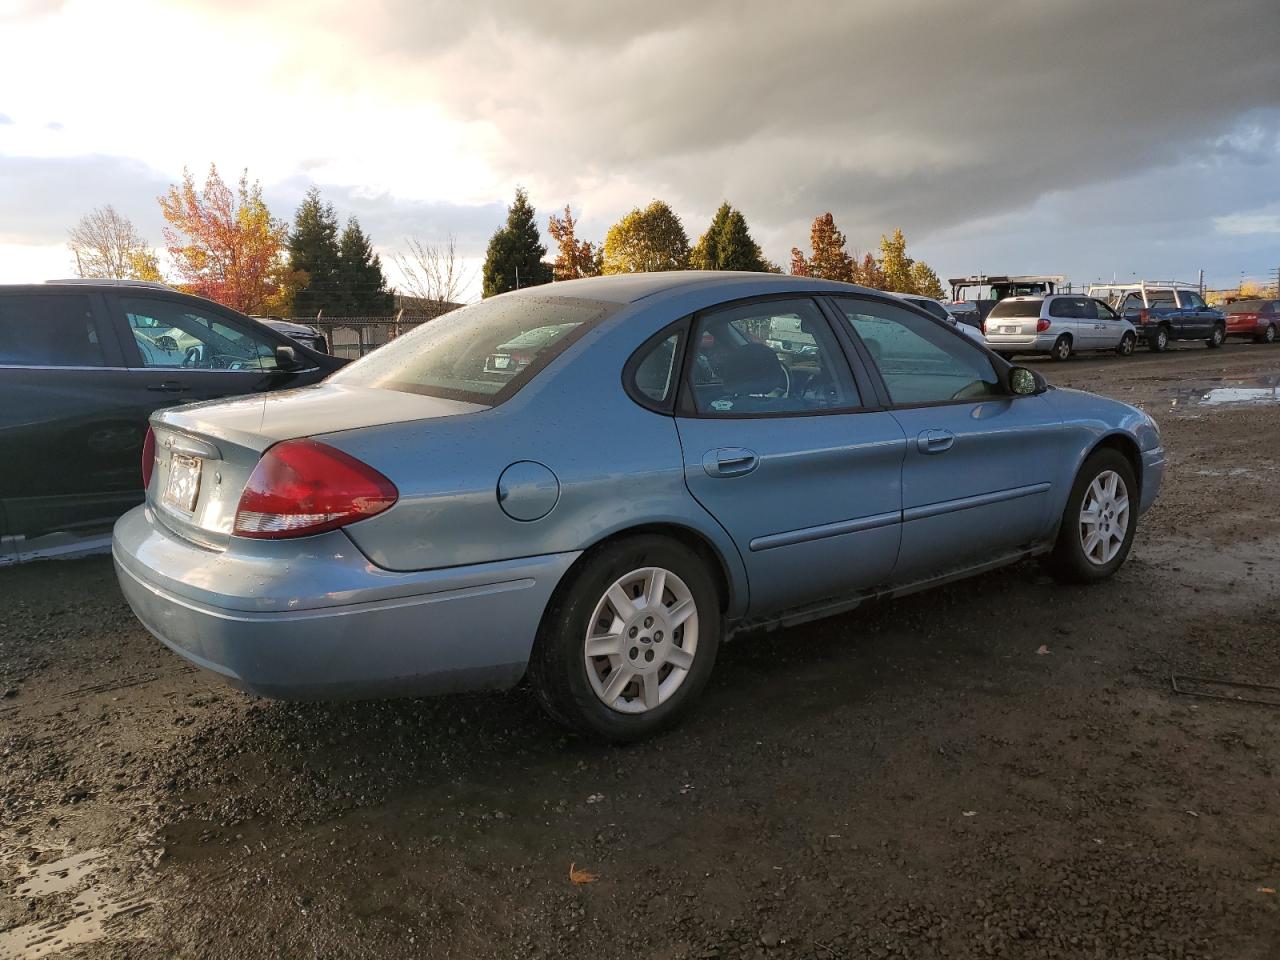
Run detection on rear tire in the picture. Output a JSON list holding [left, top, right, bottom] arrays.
[[1259, 324, 1277, 345], [1051, 335, 1072, 361], [528, 535, 721, 742], [1044, 449, 1138, 584], [1115, 332, 1136, 357], [1148, 326, 1170, 352], [1207, 324, 1225, 349]]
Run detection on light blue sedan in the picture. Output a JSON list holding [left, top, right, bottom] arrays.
[[113, 273, 1165, 740]]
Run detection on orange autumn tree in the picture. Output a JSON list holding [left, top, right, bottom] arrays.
[[160, 165, 301, 314], [790, 212, 855, 282]]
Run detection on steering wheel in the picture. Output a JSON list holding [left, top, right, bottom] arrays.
[[181, 345, 203, 368]]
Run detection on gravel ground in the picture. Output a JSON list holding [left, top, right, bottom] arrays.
[[2, 343, 1279, 959]]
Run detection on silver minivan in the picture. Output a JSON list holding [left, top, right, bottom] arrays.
[[984, 294, 1138, 361]]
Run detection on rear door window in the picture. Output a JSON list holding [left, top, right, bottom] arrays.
[[0, 294, 106, 367], [988, 299, 1043, 319], [687, 298, 860, 415]]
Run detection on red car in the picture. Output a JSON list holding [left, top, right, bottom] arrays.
[[1223, 299, 1280, 344]]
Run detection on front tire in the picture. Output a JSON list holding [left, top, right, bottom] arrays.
[[1207, 324, 1225, 349], [1051, 335, 1072, 361], [529, 535, 721, 742], [1115, 332, 1136, 356], [1044, 449, 1138, 584]]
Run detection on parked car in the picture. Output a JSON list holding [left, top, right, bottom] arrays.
[[114, 273, 1164, 741], [1221, 299, 1280, 344], [256, 317, 330, 354], [948, 274, 1066, 322], [893, 293, 986, 344], [983, 294, 1138, 360], [1087, 282, 1226, 352], [0, 280, 345, 560]]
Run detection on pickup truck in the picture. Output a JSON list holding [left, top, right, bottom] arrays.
[[1086, 282, 1226, 352]]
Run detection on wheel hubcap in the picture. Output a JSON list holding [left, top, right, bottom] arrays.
[[584, 566, 699, 714], [1079, 470, 1130, 566]]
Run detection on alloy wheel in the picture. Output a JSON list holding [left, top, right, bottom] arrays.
[[1079, 470, 1130, 566], [1266, 325, 1277, 344], [583, 566, 699, 714]]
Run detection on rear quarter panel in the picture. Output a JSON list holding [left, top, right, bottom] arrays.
[[323, 297, 753, 617]]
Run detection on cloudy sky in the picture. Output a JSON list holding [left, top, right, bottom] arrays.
[[2, 0, 1279, 301]]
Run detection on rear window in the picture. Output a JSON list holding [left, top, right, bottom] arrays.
[[988, 299, 1043, 319], [329, 295, 617, 405], [1225, 300, 1268, 314], [0, 294, 105, 367]]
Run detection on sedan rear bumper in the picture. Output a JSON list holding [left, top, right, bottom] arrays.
[[112, 505, 579, 699], [982, 332, 1057, 352]]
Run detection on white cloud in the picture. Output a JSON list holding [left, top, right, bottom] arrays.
[[1214, 213, 1280, 236]]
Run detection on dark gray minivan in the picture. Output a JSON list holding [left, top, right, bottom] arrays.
[[0, 280, 344, 562]]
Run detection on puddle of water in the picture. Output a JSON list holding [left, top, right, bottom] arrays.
[[0, 848, 153, 960], [1154, 373, 1280, 409]]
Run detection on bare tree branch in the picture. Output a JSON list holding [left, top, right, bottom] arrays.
[[392, 235, 470, 306], [67, 205, 157, 279]]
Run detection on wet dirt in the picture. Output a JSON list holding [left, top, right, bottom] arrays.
[[2, 342, 1279, 959]]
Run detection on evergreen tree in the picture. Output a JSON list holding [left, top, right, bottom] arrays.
[[601, 200, 690, 274], [690, 202, 769, 272], [483, 187, 552, 297], [287, 187, 342, 317], [337, 217, 393, 316]]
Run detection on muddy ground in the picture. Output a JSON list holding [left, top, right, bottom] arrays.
[[2, 343, 1278, 959]]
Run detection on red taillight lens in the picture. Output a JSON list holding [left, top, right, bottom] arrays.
[[1139, 309, 1149, 325], [233, 439, 398, 539], [141, 426, 156, 490], [1036, 318, 1050, 333]]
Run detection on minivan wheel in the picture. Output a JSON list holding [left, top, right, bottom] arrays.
[[1149, 326, 1170, 352], [1051, 335, 1072, 361], [1043, 449, 1138, 584], [1207, 324, 1225, 349], [1116, 333, 1136, 357], [529, 535, 721, 742]]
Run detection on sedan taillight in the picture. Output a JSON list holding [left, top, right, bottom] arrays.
[[141, 425, 156, 490], [233, 440, 398, 539]]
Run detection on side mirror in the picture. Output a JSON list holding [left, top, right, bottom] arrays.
[[274, 344, 302, 370], [1008, 365, 1045, 396]]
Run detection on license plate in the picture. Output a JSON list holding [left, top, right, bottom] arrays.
[[1002, 325, 1019, 334], [163, 453, 201, 513]]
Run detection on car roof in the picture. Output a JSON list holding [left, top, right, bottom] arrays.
[[491, 271, 876, 305]]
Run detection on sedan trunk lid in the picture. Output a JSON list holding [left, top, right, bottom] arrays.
[[148, 384, 485, 549]]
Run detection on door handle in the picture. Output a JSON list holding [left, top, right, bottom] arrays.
[[916, 429, 955, 454], [146, 382, 191, 393], [702, 447, 759, 478]]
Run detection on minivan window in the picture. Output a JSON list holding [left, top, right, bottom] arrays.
[[330, 295, 618, 405], [988, 299, 1043, 319], [0, 294, 105, 367]]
